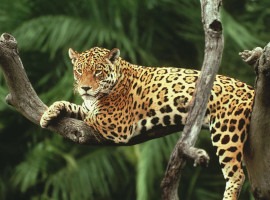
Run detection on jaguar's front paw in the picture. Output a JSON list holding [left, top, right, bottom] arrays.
[[40, 101, 66, 128]]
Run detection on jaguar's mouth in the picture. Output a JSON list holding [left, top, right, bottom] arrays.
[[81, 93, 97, 98], [81, 92, 107, 100], [82, 93, 91, 97], [81, 93, 97, 100]]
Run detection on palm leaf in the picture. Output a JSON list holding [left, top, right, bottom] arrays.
[[136, 134, 178, 200]]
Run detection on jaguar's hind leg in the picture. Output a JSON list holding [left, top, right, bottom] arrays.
[[210, 116, 248, 200]]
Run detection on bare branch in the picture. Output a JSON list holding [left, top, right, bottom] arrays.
[[0, 33, 175, 146], [161, 0, 224, 199], [243, 43, 270, 200], [239, 47, 263, 66]]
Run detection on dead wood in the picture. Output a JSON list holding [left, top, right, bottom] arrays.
[[241, 44, 270, 200], [161, 0, 224, 199]]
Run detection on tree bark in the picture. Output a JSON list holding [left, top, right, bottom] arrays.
[[241, 44, 270, 200], [161, 0, 224, 199], [0, 33, 180, 146]]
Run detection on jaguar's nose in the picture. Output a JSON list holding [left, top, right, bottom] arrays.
[[81, 86, 91, 92]]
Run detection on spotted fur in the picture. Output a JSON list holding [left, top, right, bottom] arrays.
[[40, 47, 254, 200]]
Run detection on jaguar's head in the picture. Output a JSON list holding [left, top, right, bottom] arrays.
[[68, 47, 120, 101]]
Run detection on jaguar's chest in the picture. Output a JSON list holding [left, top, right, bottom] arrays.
[[83, 98, 100, 117]]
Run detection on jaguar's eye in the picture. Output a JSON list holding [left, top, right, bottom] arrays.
[[77, 68, 82, 74], [95, 70, 103, 77]]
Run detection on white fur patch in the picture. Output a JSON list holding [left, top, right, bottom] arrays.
[[82, 96, 99, 113]]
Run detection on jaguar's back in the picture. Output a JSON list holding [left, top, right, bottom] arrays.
[[40, 47, 254, 200]]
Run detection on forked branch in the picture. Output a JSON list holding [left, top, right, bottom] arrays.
[[161, 0, 224, 199]]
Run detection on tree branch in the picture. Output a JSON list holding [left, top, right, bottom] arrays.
[[161, 0, 224, 199], [241, 43, 270, 200], [0, 33, 176, 146]]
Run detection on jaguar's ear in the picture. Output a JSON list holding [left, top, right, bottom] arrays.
[[68, 48, 78, 64], [108, 48, 120, 64]]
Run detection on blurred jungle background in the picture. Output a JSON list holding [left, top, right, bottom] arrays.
[[0, 0, 269, 199]]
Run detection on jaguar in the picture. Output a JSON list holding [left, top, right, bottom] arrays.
[[40, 47, 254, 200]]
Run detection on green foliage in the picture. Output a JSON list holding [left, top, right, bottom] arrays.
[[0, 0, 267, 199], [136, 134, 178, 200]]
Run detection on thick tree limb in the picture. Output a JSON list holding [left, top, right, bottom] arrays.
[[161, 0, 224, 199], [241, 44, 270, 200], [0, 33, 177, 146]]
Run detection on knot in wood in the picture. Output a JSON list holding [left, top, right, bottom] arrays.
[[209, 20, 222, 32], [0, 33, 18, 50]]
